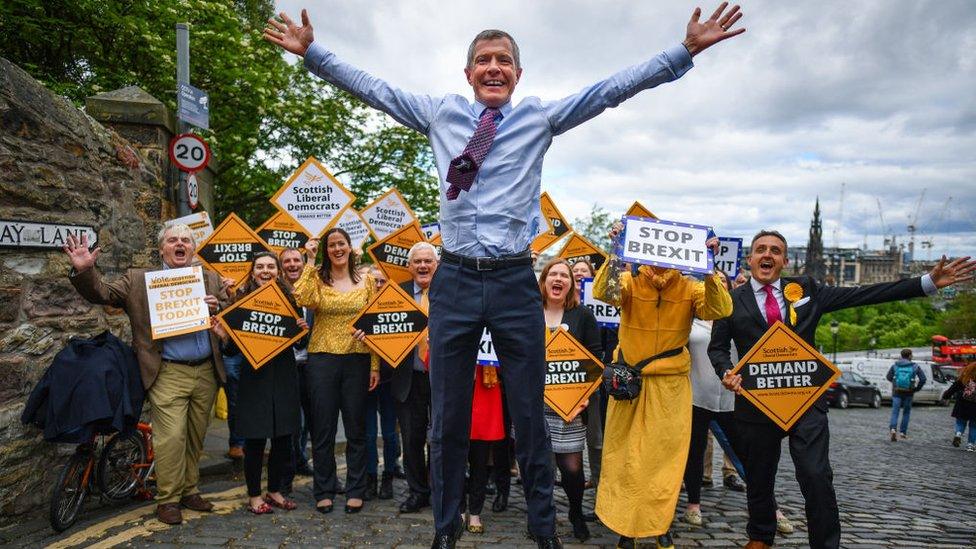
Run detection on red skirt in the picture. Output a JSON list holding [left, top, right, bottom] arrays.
[[470, 365, 504, 441]]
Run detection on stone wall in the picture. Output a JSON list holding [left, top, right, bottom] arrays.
[[0, 58, 210, 522]]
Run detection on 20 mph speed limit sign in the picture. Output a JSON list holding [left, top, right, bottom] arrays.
[[168, 133, 211, 173]]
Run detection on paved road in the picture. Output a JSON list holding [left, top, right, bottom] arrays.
[[5, 404, 975, 548]]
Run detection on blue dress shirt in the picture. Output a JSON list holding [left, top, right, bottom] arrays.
[[305, 41, 693, 257], [159, 263, 213, 362]]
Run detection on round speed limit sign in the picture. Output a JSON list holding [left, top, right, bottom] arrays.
[[168, 133, 211, 173]]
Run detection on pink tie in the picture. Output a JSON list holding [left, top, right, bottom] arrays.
[[445, 107, 499, 200], [763, 285, 782, 326]]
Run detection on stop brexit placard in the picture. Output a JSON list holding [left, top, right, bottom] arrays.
[[217, 281, 308, 370], [195, 213, 271, 289], [351, 282, 428, 366], [544, 328, 604, 422]]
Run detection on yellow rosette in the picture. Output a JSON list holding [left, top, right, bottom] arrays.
[[783, 282, 803, 325]]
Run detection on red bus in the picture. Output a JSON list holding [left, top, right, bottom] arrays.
[[931, 335, 976, 378]]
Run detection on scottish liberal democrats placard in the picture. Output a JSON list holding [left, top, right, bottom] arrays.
[[618, 215, 713, 275], [217, 281, 307, 370], [351, 282, 428, 366], [731, 321, 841, 431]]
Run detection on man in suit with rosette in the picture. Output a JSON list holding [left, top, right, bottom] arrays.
[[708, 229, 975, 549]]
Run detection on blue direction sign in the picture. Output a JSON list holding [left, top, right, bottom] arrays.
[[178, 83, 209, 129]]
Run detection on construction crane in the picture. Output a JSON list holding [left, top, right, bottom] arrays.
[[920, 195, 952, 261], [876, 197, 891, 248], [906, 188, 926, 262], [833, 182, 845, 249]]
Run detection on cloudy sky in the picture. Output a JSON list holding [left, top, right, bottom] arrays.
[[276, 0, 976, 259]]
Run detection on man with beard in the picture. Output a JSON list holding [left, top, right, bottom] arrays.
[[64, 225, 229, 525], [709, 230, 975, 549]]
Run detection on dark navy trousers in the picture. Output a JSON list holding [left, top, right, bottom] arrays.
[[428, 259, 555, 537]]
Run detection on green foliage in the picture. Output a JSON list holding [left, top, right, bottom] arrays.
[[0, 0, 438, 227], [939, 291, 976, 338], [817, 296, 950, 351], [571, 204, 613, 253]]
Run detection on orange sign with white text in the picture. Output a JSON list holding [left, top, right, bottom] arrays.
[[217, 281, 308, 370], [731, 321, 841, 431], [195, 213, 270, 289], [531, 192, 572, 253], [367, 222, 426, 285], [351, 282, 428, 366], [544, 328, 604, 422]]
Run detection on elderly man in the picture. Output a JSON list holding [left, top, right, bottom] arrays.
[[710, 230, 975, 549], [265, 5, 744, 547], [64, 226, 229, 525], [391, 242, 438, 513]]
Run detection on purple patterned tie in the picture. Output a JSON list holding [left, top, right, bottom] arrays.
[[446, 107, 500, 200]]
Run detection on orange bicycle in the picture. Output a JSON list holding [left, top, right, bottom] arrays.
[[49, 422, 155, 532]]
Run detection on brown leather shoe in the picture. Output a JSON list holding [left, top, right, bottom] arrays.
[[156, 503, 183, 524], [180, 493, 214, 512], [744, 541, 771, 549]]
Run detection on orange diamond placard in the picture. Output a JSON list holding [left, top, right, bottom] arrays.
[[351, 282, 428, 366], [360, 187, 417, 241], [195, 213, 271, 289], [217, 281, 308, 370], [270, 156, 356, 237], [544, 328, 605, 422], [731, 321, 841, 431], [256, 211, 310, 254], [368, 222, 426, 285], [625, 201, 657, 219], [557, 233, 608, 271], [531, 192, 573, 253]]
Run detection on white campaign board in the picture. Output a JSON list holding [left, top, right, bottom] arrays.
[[145, 266, 210, 339], [618, 215, 713, 275], [271, 157, 356, 237]]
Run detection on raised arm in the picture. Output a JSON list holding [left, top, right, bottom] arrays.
[[544, 3, 744, 134], [264, 9, 439, 134], [64, 233, 130, 307]]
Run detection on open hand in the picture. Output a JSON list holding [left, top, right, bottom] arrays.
[[263, 9, 314, 57], [683, 2, 745, 57], [63, 233, 101, 273], [929, 255, 976, 288]]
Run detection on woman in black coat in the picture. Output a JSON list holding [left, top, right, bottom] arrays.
[[215, 252, 306, 514], [941, 361, 976, 451]]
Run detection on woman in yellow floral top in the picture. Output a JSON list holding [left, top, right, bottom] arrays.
[[592, 223, 732, 549], [293, 228, 380, 515]]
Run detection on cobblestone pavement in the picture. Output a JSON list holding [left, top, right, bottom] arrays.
[[6, 405, 976, 548]]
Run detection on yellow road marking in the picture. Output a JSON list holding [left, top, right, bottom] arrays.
[[45, 477, 312, 549]]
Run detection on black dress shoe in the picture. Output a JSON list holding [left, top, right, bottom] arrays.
[[379, 472, 394, 500], [316, 503, 333, 514], [616, 535, 635, 549], [364, 473, 377, 501], [535, 535, 563, 548], [723, 475, 746, 492], [491, 492, 508, 512], [400, 493, 431, 513], [430, 517, 464, 549], [345, 503, 363, 514], [569, 512, 590, 542]]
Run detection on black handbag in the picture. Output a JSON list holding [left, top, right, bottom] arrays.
[[602, 347, 685, 401]]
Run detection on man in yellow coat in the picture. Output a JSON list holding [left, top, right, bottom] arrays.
[[593, 226, 732, 549]]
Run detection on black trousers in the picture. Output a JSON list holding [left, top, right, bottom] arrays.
[[244, 435, 291, 497], [683, 406, 739, 505], [306, 352, 371, 501], [465, 440, 492, 515], [738, 410, 840, 549], [395, 369, 431, 497], [428, 260, 555, 537], [490, 392, 513, 499]]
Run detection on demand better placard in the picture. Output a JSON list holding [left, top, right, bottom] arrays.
[[145, 266, 210, 339], [368, 222, 426, 285], [217, 281, 307, 370], [731, 321, 841, 431], [618, 215, 713, 275], [351, 283, 428, 366], [544, 328, 604, 422]]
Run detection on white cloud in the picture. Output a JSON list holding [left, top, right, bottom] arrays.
[[275, 0, 976, 257]]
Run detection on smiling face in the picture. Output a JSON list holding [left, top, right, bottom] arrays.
[[325, 231, 352, 269], [279, 249, 305, 283], [250, 255, 279, 287], [464, 37, 522, 108], [748, 235, 789, 285], [571, 261, 594, 285], [408, 247, 438, 289], [159, 228, 195, 268], [544, 263, 573, 305]]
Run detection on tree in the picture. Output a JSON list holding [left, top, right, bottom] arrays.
[[0, 0, 438, 227], [571, 204, 613, 253], [939, 291, 976, 338]]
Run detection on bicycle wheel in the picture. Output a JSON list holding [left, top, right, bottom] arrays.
[[97, 431, 147, 500], [49, 450, 91, 532]]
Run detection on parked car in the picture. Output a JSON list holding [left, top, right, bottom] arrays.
[[843, 357, 951, 405], [826, 370, 882, 409]]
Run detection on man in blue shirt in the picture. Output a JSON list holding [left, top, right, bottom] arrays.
[[265, 6, 744, 547]]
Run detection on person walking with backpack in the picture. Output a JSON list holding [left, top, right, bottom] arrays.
[[886, 349, 926, 441], [941, 361, 976, 451]]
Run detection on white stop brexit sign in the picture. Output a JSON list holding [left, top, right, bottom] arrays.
[[168, 133, 211, 173]]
